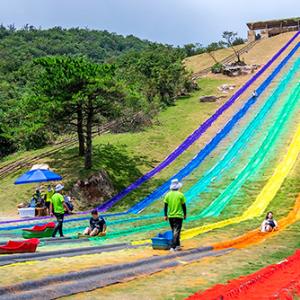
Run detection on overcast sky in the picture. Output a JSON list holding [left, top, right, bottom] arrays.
[[0, 0, 299, 46]]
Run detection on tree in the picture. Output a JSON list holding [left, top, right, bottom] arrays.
[[232, 37, 245, 46], [115, 45, 193, 106], [183, 43, 205, 57], [222, 31, 242, 63], [206, 42, 224, 64], [33, 56, 128, 169]]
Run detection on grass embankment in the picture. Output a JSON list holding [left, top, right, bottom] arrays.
[[0, 77, 237, 216]]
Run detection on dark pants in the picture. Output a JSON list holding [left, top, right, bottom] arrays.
[[169, 218, 183, 248], [52, 213, 64, 237]]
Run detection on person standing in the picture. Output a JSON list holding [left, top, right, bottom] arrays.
[[164, 179, 187, 251], [44, 185, 54, 215], [50, 184, 70, 238]]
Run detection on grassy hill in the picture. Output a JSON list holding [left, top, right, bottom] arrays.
[[184, 32, 296, 74], [1, 31, 300, 300], [0, 77, 234, 217], [0, 31, 298, 218]]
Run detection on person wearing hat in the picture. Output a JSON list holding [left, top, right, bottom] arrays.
[[50, 184, 70, 238], [164, 178, 187, 251]]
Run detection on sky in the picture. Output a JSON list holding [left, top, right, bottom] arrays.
[[0, 0, 299, 46]]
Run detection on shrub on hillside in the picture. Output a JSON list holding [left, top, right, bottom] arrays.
[[211, 62, 224, 74]]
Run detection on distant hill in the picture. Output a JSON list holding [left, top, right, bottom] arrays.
[[0, 25, 153, 78]]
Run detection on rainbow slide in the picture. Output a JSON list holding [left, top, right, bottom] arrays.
[[1, 31, 299, 229]]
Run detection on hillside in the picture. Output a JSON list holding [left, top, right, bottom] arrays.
[[184, 32, 296, 74], [0, 18, 300, 300], [0, 32, 298, 217]]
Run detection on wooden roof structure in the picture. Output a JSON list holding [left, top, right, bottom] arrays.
[[247, 17, 300, 30]]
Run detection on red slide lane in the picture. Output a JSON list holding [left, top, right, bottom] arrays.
[[186, 250, 300, 300]]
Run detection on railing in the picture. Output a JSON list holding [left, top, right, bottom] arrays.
[[192, 40, 260, 78]]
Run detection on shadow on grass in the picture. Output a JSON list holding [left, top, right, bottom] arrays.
[[45, 143, 165, 210]]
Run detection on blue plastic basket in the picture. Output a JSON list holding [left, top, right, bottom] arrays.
[[151, 231, 173, 250]]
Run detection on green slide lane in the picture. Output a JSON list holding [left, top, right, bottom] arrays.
[[61, 59, 300, 233], [64, 65, 300, 239]]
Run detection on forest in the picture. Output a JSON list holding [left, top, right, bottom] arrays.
[[0, 25, 195, 167]]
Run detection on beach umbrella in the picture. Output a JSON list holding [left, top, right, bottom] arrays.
[[14, 169, 62, 185]]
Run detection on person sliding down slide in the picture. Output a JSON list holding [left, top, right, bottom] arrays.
[[261, 211, 278, 232], [164, 179, 187, 251], [83, 209, 107, 237]]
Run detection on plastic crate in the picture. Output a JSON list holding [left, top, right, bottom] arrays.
[[151, 231, 173, 250]]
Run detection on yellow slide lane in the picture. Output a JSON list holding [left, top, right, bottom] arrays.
[[133, 119, 300, 244]]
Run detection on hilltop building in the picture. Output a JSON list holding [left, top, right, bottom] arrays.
[[247, 17, 300, 42]]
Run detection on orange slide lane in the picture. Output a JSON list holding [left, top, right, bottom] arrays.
[[212, 194, 300, 251]]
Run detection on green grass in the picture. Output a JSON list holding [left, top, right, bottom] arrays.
[[0, 77, 232, 216], [69, 150, 300, 300]]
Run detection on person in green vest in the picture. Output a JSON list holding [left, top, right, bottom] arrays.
[[50, 184, 70, 238], [164, 179, 187, 251], [44, 185, 54, 215]]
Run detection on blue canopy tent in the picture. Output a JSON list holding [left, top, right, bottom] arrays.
[[15, 169, 62, 185]]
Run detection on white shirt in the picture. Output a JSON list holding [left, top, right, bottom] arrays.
[[261, 219, 278, 232]]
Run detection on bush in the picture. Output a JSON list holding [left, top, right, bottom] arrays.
[[232, 37, 245, 46], [211, 63, 224, 74]]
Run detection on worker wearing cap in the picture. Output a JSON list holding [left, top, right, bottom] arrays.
[[164, 178, 187, 251], [50, 184, 70, 238]]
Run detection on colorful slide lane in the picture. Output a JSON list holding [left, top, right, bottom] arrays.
[[98, 31, 300, 213], [0, 31, 299, 228], [1, 190, 300, 298], [2, 66, 300, 238], [128, 44, 300, 214], [64, 69, 300, 238], [181, 113, 300, 241], [212, 194, 300, 251], [184, 58, 300, 206], [187, 250, 300, 300], [131, 112, 300, 245], [2, 39, 300, 237]]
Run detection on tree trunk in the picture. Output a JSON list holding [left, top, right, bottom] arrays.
[[208, 52, 218, 64], [231, 46, 241, 63], [77, 104, 85, 156], [84, 102, 93, 169]]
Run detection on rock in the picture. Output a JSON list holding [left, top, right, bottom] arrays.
[[199, 95, 218, 102], [199, 95, 227, 102], [218, 84, 236, 92], [71, 170, 115, 209]]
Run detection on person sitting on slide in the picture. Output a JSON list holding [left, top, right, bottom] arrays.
[[261, 211, 278, 232], [83, 209, 107, 236]]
